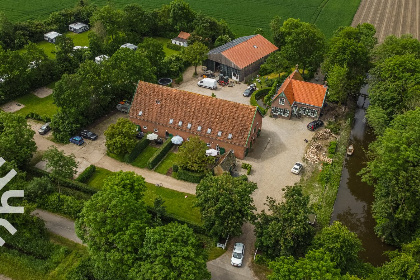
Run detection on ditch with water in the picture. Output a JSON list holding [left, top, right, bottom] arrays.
[[330, 84, 395, 266]]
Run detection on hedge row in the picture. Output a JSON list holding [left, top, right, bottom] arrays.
[[124, 137, 149, 163], [41, 193, 85, 220], [175, 168, 206, 183], [250, 87, 270, 115], [166, 42, 183, 51], [25, 112, 51, 123], [147, 138, 174, 169], [26, 167, 98, 195], [76, 165, 96, 183]]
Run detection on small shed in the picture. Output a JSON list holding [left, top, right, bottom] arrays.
[[44, 31, 62, 43], [171, 31, 191, 47], [69, 22, 89, 34], [95, 55, 109, 64], [120, 43, 138, 51]]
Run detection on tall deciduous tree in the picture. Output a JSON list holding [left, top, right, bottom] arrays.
[[104, 118, 137, 156], [184, 41, 209, 75], [43, 146, 78, 190], [90, 5, 123, 40], [76, 172, 150, 280], [196, 173, 257, 238], [273, 18, 326, 74], [129, 222, 211, 280], [259, 51, 291, 77], [0, 112, 36, 167], [254, 186, 314, 258], [177, 136, 212, 172], [326, 64, 349, 104], [268, 249, 341, 280], [322, 23, 376, 99], [311, 221, 363, 275], [360, 108, 420, 245]]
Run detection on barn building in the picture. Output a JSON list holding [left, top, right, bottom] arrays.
[[129, 81, 263, 159], [204, 34, 278, 82]]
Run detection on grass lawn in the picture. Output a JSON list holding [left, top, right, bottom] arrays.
[[131, 145, 159, 168], [144, 182, 202, 226], [155, 151, 178, 175], [86, 167, 114, 190], [152, 37, 181, 57], [14, 93, 58, 118], [66, 31, 90, 46]]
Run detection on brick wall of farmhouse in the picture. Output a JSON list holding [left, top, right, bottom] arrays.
[[130, 118, 262, 159], [271, 97, 321, 119]]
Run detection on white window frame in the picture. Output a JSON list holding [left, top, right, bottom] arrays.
[[169, 119, 173, 124], [279, 98, 285, 105]]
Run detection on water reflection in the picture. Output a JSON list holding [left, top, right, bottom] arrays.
[[331, 86, 394, 266]]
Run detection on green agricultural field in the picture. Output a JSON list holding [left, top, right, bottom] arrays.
[[1, 0, 361, 39]]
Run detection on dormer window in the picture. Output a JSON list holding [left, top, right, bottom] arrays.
[[169, 119, 173, 124], [228, 133, 233, 139], [154, 128, 158, 132], [197, 126, 202, 131], [279, 98, 285, 105], [187, 123, 192, 129], [207, 128, 212, 134], [178, 121, 183, 126], [217, 131, 222, 137], [138, 111, 143, 116]]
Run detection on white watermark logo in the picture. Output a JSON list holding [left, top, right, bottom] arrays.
[[0, 157, 24, 246]]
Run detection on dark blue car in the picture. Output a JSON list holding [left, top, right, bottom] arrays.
[[70, 136, 84, 146]]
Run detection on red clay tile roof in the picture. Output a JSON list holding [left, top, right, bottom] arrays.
[[177, 31, 191, 40], [221, 34, 278, 69], [273, 71, 327, 108], [129, 81, 260, 147]]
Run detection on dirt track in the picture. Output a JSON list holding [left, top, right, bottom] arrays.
[[352, 0, 420, 42]]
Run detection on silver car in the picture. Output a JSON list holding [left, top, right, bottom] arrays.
[[291, 162, 303, 174], [231, 243, 245, 267]]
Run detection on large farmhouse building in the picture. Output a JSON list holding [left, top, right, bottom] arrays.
[[270, 70, 328, 119], [204, 34, 278, 82], [129, 81, 263, 159]]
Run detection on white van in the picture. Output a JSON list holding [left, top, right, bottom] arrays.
[[197, 78, 217, 90]]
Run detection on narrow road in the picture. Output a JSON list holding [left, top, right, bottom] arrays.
[[31, 209, 83, 245]]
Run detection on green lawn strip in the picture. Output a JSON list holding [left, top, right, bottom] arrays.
[[131, 145, 159, 168], [86, 167, 114, 190], [15, 93, 58, 118], [66, 31, 91, 46], [151, 37, 180, 57], [144, 182, 202, 226], [155, 151, 178, 175], [35, 40, 56, 59]]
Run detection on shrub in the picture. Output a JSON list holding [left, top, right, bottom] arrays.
[[25, 112, 51, 123], [175, 74, 183, 84], [328, 141, 337, 156], [326, 121, 341, 134], [76, 165, 96, 183], [41, 193, 85, 219], [25, 176, 55, 202], [125, 137, 149, 163], [241, 163, 252, 175], [176, 168, 206, 183], [172, 164, 179, 172], [147, 138, 174, 169], [166, 43, 182, 51]]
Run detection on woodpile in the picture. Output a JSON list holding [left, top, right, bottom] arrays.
[[304, 142, 333, 164], [313, 129, 337, 140]]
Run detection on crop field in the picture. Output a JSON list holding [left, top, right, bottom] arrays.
[[352, 0, 420, 42], [1, 0, 361, 39]]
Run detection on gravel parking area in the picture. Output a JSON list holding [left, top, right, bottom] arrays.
[[177, 67, 314, 210]]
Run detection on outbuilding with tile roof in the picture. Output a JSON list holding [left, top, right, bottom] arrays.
[[204, 34, 278, 82], [171, 31, 191, 47], [270, 69, 328, 119], [129, 81, 263, 159]]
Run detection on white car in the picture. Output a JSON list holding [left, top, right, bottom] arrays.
[[231, 242, 245, 267], [291, 162, 303, 174]]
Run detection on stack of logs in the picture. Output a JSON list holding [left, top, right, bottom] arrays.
[[304, 129, 336, 164]]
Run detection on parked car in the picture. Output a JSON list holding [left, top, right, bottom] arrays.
[[38, 122, 51, 135], [80, 130, 98, 140], [231, 243, 245, 267], [116, 100, 131, 113], [307, 120, 324, 131], [70, 136, 84, 146], [243, 84, 257, 97], [136, 131, 144, 139], [291, 162, 303, 174], [197, 78, 217, 89]]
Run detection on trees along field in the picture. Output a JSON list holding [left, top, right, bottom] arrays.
[[254, 186, 314, 259], [366, 35, 420, 135], [196, 173, 257, 238], [271, 18, 326, 75], [322, 23, 376, 103], [0, 112, 36, 167], [360, 108, 420, 246]]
